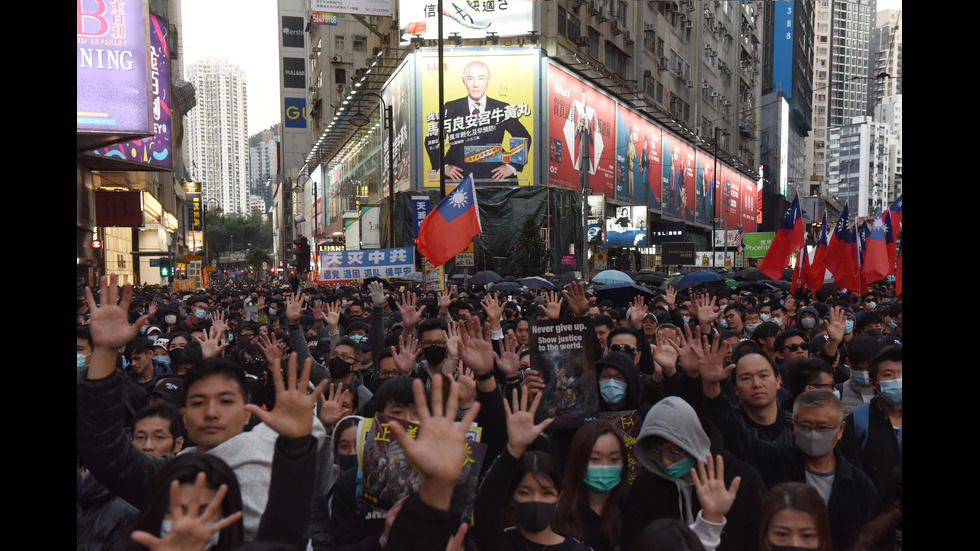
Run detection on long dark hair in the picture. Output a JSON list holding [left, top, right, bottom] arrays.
[[124, 454, 244, 551], [501, 451, 562, 530], [759, 482, 832, 551], [554, 419, 628, 546]]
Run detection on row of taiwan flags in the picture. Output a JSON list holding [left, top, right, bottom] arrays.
[[759, 195, 903, 295]]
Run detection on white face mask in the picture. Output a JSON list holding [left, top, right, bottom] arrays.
[[760, 313, 771, 322], [164, 314, 177, 325]]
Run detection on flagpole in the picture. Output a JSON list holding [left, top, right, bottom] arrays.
[[438, 0, 446, 200]]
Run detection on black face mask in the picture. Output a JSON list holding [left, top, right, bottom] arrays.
[[422, 345, 448, 366], [513, 500, 558, 533], [328, 357, 355, 379], [866, 328, 883, 340], [337, 454, 358, 471]]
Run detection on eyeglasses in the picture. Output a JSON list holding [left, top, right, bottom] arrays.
[[379, 370, 400, 379], [794, 421, 841, 433], [610, 344, 637, 354], [519, 363, 531, 369], [132, 433, 173, 444], [240, 333, 256, 339], [421, 340, 447, 348], [649, 442, 687, 463], [781, 343, 807, 352], [332, 352, 356, 363]]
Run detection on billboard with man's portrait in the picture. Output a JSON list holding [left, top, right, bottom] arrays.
[[420, 49, 537, 188]]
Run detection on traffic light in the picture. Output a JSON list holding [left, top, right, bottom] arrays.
[[288, 237, 311, 273], [159, 259, 171, 278]]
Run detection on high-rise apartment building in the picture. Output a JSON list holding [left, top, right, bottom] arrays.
[[185, 58, 250, 216], [806, 0, 875, 197], [869, 8, 901, 116], [874, 94, 901, 202], [826, 115, 888, 217]]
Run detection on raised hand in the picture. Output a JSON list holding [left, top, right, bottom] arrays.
[[211, 310, 227, 337], [257, 332, 283, 365], [562, 281, 596, 317], [825, 305, 846, 344], [653, 329, 679, 377], [543, 290, 563, 319], [392, 333, 420, 376], [691, 454, 741, 524], [257, 295, 266, 310], [481, 292, 504, 329], [147, 300, 159, 318], [672, 325, 704, 378], [285, 289, 304, 323], [246, 353, 328, 438], [456, 366, 477, 413], [130, 472, 242, 550], [438, 290, 452, 313], [310, 299, 325, 322], [493, 333, 522, 379], [324, 300, 342, 331], [692, 293, 720, 327], [628, 295, 647, 329], [368, 281, 387, 308], [664, 286, 677, 310], [388, 376, 481, 511], [504, 388, 553, 459], [85, 274, 148, 350], [318, 383, 348, 429], [195, 325, 229, 359], [398, 292, 424, 328], [458, 315, 494, 376], [520, 369, 545, 400]]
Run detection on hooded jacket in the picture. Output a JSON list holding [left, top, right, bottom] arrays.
[[622, 397, 765, 551]]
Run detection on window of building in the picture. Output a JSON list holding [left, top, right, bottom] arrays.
[[353, 35, 367, 52], [589, 28, 600, 58], [335, 35, 345, 51], [569, 14, 581, 38], [558, 6, 567, 36]]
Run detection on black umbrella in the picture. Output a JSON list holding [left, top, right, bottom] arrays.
[[502, 275, 519, 282], [489, 281, 522, 292], [552, 272, 580, 285], [634, 272, 667, 284], [521, 276, 555, 290], [471, 270, 502, 286], [732, 268, 774, 281], [595, 283, 655, 308]]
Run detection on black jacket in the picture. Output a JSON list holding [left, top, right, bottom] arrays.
[[702, 393, 878, 551], [839, 397, 902, 497]]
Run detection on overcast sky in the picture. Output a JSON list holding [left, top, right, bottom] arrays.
[[179, 0, 902, 138]]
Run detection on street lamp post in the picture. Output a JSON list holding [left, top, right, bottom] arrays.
[[349, 92, 396, 248], [711, 128, 730, 269]]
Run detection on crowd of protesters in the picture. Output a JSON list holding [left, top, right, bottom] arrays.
[[77, 273, 902, 551]]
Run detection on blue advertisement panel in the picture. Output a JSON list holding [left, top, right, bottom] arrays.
[[411, 196, 429, 237], [773, 0, 794, 98], [319, 247, 415, 280], [284, 97, 307, 128]]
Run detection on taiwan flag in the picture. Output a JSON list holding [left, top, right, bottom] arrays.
[[759, 195, 804, 280], [862, 208, 890, 284], [415, 174, 483, 267], [825, 205, 857, 292], [883, 209, 896, 272], [807, 211, 829, 293], [888, 194, 903, 234]]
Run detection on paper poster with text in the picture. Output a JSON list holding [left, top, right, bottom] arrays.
[[529, 318, 598, 429], [547, 63, 616, 196], [421, 50, 537, 187]]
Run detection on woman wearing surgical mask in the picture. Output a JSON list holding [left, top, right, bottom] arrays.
[[472, 390, 591, 551], [553, 420, 628, 551]]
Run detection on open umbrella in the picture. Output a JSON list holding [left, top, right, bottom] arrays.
[[552, 272, 580, 285], [732, 268, 775, 282], [666, 271, 724, 290], [595, 282, 655, 308], [489, 281, 522, 292], [592, 270, 634, 286], [398, 272, 424, 283], [470, 270, 502, 286], [521, 276, 555, 290], [634, 272, 667, 285]]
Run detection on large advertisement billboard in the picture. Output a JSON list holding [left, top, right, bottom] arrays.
[[614, 105, 661, 206], [695, 152, 715, 226], [312, 0, 393, 16], [77, 0, 152, 139], [398, 0, 535, 43], [421, 50, 537, 187], [383, 58, 415, 193], [547, 64, 615, 196], [85, 13, 172, 170], [741, 179, 758, 232], [661, 132, 695, 222]]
